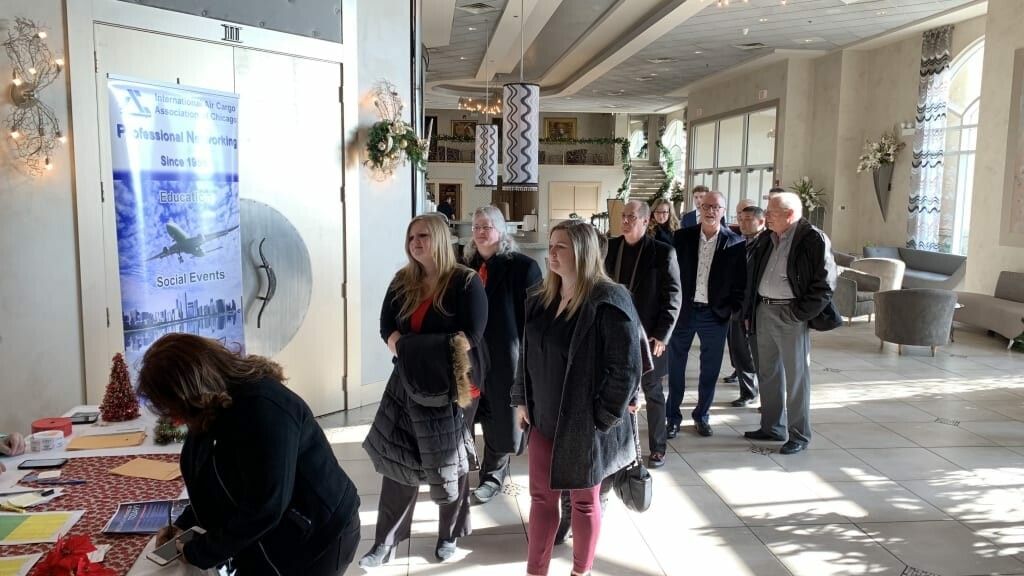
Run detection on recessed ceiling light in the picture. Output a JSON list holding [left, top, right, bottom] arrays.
[[647, 57, 678, 64], [650, 73, 658, 76], [635, 77, 653, 82], [876, 10, 886, 15], [803, 38, 813, 43], [459, 56, 467, 60], [694, 50, 703, 54], [468, 27, 477, 30], [566, 97, 573, 100], [759, 17, 768, 22]]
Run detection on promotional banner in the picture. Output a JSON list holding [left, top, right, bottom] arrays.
[[108, 76, 243, 375]]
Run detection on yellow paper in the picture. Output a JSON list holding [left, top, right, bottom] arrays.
[[0, 554, 42, 576], [66, 431, 146, 450], [6, 493, 47, 508], [109, 458, 181, 481]]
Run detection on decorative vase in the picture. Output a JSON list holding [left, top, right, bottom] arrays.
[[873, 163, 894, 222]]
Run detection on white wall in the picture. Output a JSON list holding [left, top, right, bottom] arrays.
[[357, 0, 415, 395], [967, 3, 1024, 292], [0, 3, 86, 434]]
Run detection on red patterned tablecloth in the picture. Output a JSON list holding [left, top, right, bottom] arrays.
[[0, 454, 184, 575]]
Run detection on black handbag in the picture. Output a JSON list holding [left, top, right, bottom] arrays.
[[612, 411, 653, 512]]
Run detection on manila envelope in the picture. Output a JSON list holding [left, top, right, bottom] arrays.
[[109, 458, 181, 481], [66, 432, 147, 451]]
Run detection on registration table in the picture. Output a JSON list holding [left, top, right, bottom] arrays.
[[0, 407, 209, 575]]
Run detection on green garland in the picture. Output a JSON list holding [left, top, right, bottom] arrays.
[[366, 120, 427, 174], [615, 141, 632, 200], [656, 139, 675, 197], [154, 416, 188, 445], [434, 135, 630, 146]]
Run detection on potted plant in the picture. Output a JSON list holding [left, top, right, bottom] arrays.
[[790, 177, 827, 227], [857, 130, 905, 221]]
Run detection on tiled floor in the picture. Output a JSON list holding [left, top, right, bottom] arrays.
[[319, 322, 1024, 576]]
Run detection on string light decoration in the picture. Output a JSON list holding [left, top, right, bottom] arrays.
[[458, 94, 502, 116], [3, 18, 64, 176]]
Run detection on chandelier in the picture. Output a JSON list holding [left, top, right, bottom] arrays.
[[458, 94, 502, 116]]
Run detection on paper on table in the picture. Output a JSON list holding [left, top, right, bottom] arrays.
[[0, 553, 43, 576], [78, 424, 147, 437], [0, 510, 84, 544], [67, 432, 146, 450], [109, 458, 181, 481], [37, 471, 61, 480]]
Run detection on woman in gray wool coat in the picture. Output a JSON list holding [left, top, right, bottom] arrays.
[[511, 220, 642, 576]]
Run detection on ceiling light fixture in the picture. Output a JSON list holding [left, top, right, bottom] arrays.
[[474, 18, 499, 188], [502, 0, 540, 192]]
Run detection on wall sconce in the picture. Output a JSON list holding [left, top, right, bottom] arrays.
[[3, 17, 64, 176]]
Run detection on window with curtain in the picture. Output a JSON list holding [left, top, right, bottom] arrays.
[[940, 39, 984, 256], [688, 106, 776, 220]]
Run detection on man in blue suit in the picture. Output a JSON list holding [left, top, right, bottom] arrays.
[[667, 191, 747, 438], [680, 185, 709, 229]]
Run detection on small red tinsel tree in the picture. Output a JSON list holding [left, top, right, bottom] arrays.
[[100, 353, 140, 422]]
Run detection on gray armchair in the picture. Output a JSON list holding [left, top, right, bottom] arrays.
[[874, 288, 958, 356], [835, 268, 880, 325], [851, 258, 906, 292]]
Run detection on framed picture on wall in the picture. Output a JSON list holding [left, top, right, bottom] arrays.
[[544, 117, 577, 139], [451, 120, 477, 138]]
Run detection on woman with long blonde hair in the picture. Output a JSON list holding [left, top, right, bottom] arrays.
[[511, 220, 641, 576], [361, 213, 488, 568], [648, 198, 679, 245]]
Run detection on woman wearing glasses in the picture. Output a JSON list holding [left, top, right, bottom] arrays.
[[361, 213, 488, 567], [463, 206, 543, 505], [648, 198, 679, 246], [512, 220, 642, 576]]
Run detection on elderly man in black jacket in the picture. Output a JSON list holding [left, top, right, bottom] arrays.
[[668, 191, 747, 438], [604, 200, 681, 468], [743, 192, 838, 455]]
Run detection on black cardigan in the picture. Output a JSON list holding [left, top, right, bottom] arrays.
[[176, 378, 359, 574]]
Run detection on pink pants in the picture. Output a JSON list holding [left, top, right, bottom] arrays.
[[527, 430, 601, 575]]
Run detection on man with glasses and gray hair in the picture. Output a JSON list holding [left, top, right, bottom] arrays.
[[667, 191, 747, 438], [743, 192, 840, 454]]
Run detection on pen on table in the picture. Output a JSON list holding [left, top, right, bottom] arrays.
[[34, 479, 86, 485]]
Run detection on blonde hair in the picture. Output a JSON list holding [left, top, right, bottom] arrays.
[[537, 220, 610, 319], [137, 333, 285, 433], [648, 198, 680, 235], [392, 213, 473, 319]]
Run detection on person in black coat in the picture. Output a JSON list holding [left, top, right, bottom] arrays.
[[361, 214, 488, 567], [463, 205, 542, 504], [667, 191, 747, 439], [680, 185, 709, 229], [512, 220, 641, 576], [648, 198, 679, 246], [605, 200, 681, 468], [137, 333, 361, 576]]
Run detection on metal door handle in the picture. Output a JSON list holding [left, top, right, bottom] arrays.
[[256, 238, 277, 328]]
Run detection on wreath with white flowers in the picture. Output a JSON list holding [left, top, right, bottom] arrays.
[[364, 80, 428, 180]]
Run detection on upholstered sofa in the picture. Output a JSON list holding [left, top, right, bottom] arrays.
[[862, 246, 967, 290], [875, 288, 958, 356], [954, 271, 1024, 347]]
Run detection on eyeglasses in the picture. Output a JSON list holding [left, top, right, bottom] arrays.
[[622, 214, 640, 223], [471, 225, 495, 233], [700, 204, 725, 212]]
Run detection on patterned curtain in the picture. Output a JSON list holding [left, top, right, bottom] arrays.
[[907, 25, 953, 251]]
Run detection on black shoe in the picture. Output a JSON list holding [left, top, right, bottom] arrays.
[[779, 441, 807, 455], [435, 538, 457, 561], [731, 396, 758, 408], [648, 452, 666, 469], [359, 543, 396, 567], [723, 371, 739, 384], [695, 422, 713, 437], [666, 422, 680, 439], [744, 429, 785, 441]]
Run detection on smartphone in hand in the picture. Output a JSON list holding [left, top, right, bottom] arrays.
[[146, 526, 206, 566]]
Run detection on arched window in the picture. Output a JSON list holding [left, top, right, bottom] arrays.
[[661, 119, 686, 185], [941, 38, 984, 255]]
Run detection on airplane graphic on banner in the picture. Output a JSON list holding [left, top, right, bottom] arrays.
[[147, 222, 239, 263]]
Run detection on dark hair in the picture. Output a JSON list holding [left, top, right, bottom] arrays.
[[768, 187, 786, 196], [136, 333, 285, 433], [742, 205, 765, 218], [692, 185, 710, 196]]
